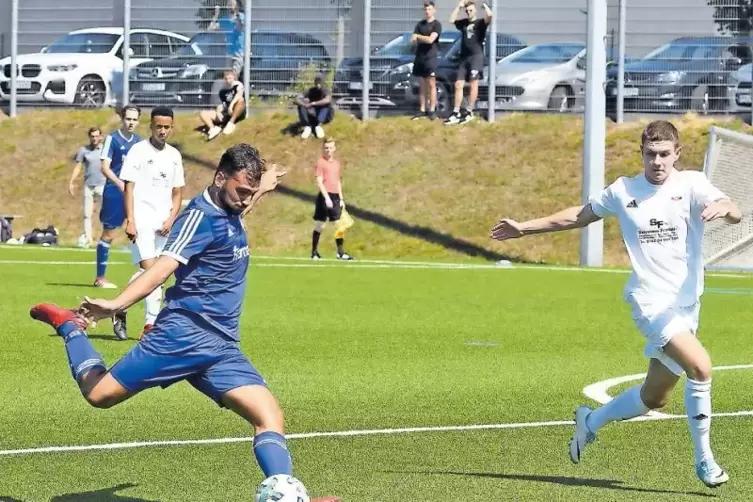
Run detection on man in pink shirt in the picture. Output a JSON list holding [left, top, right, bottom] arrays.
[[312, 137, 354, 260]]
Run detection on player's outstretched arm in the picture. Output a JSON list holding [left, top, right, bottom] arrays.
[[240, 164, 287, 218], [702, 199, 742, 224], [490, 204, 601, 241], [482, 2, 493, 23], [80, 256, 179, 321]]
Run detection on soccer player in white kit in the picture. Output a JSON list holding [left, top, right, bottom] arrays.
[[490, 120, 741, 488], [117, 106, 185, 340]]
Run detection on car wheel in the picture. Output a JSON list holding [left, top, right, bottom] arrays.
[[689, 84, 709, 114], [548, 86, 573, 113], [74, 76, 106, 108]]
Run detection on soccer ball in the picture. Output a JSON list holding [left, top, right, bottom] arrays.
[[254, 474, 310, 502]]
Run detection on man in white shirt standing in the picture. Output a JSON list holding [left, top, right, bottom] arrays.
[[117, 106, 185, 341], [490, 120, 741, 489]]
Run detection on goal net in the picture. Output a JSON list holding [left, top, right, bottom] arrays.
[[703, 126, 753, 271]]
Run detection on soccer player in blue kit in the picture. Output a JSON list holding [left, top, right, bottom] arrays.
[[96, 106, 142, 291], [30, 144, 339, 502]]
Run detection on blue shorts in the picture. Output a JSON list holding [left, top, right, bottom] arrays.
[[100, 188, 125, 230], [109, 309, 266, 406]]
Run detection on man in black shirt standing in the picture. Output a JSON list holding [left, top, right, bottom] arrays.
[[411, 1, 442, 120], [445, 0, 493, 125]]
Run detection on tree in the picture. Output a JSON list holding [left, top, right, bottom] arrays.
[[707, 0, 753, 34]]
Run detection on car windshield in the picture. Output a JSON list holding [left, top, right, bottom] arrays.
[[643, 42, 718, 61], [175, 33, 228, 57], [45, 33, 120, 54], [506, 43, 584, 64]]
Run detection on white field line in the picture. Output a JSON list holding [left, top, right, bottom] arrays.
[[2, 410, 753, 457], [0, 255, 751, 278]]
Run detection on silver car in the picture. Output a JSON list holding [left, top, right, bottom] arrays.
[[478, 42, 589, 113], [727, 63, 753, 114]]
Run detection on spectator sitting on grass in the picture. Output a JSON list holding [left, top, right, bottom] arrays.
[[199, 69, 246, 141], [295, 75, 334, 140]]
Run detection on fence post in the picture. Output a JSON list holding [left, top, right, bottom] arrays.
[[581, 0, 607, 267], [10, 0, 18, 117], [244, 0, 251, 117], [122, 0, 131, 107], [487, 0, 497, 123], [616, 0, 626, 124], [361, 0, 371, 121]]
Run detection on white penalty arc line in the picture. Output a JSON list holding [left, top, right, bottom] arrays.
[[582, 364, 753, 420]]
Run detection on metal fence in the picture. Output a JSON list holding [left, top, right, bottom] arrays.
[[2, 0, 753, 122]]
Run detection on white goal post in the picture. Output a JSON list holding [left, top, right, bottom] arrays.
[[703, 126, 753, 271]]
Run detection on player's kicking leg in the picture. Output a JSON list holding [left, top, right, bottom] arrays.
[[29, 303, 136, 408]]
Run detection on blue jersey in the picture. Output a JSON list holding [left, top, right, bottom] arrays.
[[161, 189, 250, 341], [101, 130, 140, 193]]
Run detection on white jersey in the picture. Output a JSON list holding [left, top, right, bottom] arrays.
[[589, 169, 727, 308], [120, 139, 185, 230]]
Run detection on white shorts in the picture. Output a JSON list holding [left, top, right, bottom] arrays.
[[629, 296, 700, 376], [130, 228, 167, 265]]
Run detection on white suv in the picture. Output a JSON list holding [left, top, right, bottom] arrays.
[[0, 27, 188, 108]]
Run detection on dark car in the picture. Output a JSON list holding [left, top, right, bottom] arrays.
[[606, 36, 753, 113], [333, 31, 460, 109], [129, 30, 331, 106], [408, 32, 527, 114]]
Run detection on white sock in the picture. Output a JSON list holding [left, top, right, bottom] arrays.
[[145, 286, 162, 326], [586, 384, 650, 433], [685, 378, 713, 464]]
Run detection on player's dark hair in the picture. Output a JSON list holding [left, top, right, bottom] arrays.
[[464, 0, 476, 6], [120, 105, 141, 118], [216, 144, 266, 186], [88, 127, 101, 135], [641, 120, 679, 147], [424, 1, 435, 6], [151, 106, 174, 120]]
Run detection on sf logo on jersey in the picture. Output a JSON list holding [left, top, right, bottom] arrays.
[[649, 218, 666, 229]]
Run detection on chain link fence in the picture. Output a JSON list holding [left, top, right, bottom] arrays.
[[2, 0, 753, 121]]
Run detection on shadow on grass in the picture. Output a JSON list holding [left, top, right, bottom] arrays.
[[1, 483, 159, 501], [46, 333, 131, 342], [177, 148, 521, 263], [44, 283, 99, 288], [387, 471, 716, 498]]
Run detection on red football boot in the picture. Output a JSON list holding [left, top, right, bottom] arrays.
[[30, 303, 89, 333]]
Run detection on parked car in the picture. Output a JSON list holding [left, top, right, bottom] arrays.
[[476, 43, 623, 113], [606, 36, 753, 113], [406, 32, 527, 114], [727, 63, 753, 114], [129, 30, 331, 106], [333, 31, 460, 109], [0, 27, 188, 108]]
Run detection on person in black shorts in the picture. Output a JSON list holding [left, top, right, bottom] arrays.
[[199, 69, 247, 141], [410, 1, 442, 121], [445, 0, 492, 125], [311, 137, 353, 261]]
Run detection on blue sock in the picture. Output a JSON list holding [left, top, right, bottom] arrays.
[[96, 239, 111, 278], [253, 431, 293, 477], [59, 321, 106, 382]]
